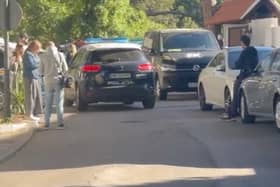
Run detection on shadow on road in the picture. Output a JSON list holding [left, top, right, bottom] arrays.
[[1, 92, 280, 186]]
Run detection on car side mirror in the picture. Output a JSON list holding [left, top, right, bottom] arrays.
[[216, 65, 225, 72]]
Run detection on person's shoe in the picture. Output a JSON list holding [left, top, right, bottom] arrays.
[[220, 113, 236, 121], [42, 126, 50, 130], [30, 115, 40, 121], [56, 124, 65, 130]]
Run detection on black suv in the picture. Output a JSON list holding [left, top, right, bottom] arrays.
[[64, 43, 156, 111], [143, 29, 220, 100]]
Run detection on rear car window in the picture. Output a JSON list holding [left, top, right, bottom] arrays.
[[162, 32, 219, 52], [88, 49, 145, 64], [228, 49, 272, 69]]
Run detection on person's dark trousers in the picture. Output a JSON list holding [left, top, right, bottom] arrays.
[[228, 72, 250, 118]]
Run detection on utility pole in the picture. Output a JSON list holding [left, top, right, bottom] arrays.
[[0, 0, 23, 118], [3, 0, 11, 118]]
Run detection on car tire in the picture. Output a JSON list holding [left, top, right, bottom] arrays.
[[240, 93, 255, 123], [198, 85, 213, 111], [156, 79, 167, 101], [274, 97, 280, 132], [224, 88, 232, 115], [143, 95, 156, 109], [76, 88, 88, 111]]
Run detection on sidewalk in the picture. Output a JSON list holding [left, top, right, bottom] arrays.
[[0, 121, 35, 163]]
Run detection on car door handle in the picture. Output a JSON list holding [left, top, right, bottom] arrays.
[[247, 79, 261, 83]]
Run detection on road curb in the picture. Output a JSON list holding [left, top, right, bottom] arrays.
[[0, 122, 35, 164]]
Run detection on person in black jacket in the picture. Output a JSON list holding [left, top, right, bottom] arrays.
[[222, 35, 258, 120]]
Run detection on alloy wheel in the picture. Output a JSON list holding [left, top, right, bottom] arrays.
[[224, 89, 231, 112], [240, 95, 246, 120]]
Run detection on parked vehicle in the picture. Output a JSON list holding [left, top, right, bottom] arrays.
[[240, 48, 280, 131], [198, 46, 273, 112], [64, 43, 156, 111], [143, 29, 220, 100]]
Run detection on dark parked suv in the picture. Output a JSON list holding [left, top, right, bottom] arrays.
[[143, 29, 220, 100], [64, 43, 156, 111]]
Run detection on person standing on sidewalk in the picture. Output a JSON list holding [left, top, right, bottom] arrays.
[[40, 41, 68, 130], [23, 40, 43, 121], [221, 35, 258, 120], [66, 43, 77, 65]]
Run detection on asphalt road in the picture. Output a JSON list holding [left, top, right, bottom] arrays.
[[0, 93, 280, 187]]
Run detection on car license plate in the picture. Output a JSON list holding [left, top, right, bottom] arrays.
[[107, 80, 133, 85], [188, 82, 197, 88], [109, 73, 131, 79]]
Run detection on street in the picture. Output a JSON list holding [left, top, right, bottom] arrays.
[[0, 93, 280, 187]]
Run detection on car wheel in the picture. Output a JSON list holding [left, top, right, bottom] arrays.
[[156, 79, 167, 101], [274, 98, 280, 132], [76, 88, 88, 111], [224, 89, 232, 115], [240, 93, 255, 123], [198, 85, 213, 111], [143, 95, 156, 109]]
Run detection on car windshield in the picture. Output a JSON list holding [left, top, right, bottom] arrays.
[[228, 49, 272, 69], [162, 32, 219, 52], [89, 49, 144, 64]]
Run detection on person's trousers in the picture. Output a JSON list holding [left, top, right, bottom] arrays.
[[44, 82, 64, 127], [229, 73, 249, 118], [23, 78, 42, 116]]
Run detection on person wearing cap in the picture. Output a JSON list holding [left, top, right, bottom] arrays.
[[221, 35, 258, 120]]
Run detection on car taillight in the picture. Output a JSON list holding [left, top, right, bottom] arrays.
[[80, 64, 101, 73], [138, 63, 153, 72]]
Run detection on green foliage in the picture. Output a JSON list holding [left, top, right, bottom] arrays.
[[10, 72, 24, 114], [130, 0, 198, 29], [14, 0, 163, 43]]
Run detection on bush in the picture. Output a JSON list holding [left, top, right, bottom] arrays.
[[10, 72, 24, 114]]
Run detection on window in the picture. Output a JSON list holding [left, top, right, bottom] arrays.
[[88, 49, 145, 64], [162, 32, 219, 52], [208, 53, 225, 68], [257, 53, 273, 72], [228, 49, 272, 69], [271, 52, 280, 72]]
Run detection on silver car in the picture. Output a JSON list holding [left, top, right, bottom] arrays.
[[240, 49, 280, 131]]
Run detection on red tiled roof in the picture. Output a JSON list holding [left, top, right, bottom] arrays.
[[205, 0, 256, 25]]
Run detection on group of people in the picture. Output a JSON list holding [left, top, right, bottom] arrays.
[[11, 34, 77, 130]]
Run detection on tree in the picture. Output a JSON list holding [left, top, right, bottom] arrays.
[[16, 0, 70, 42], [130, 0, 198, 28], [12, 0, 162, 43]]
